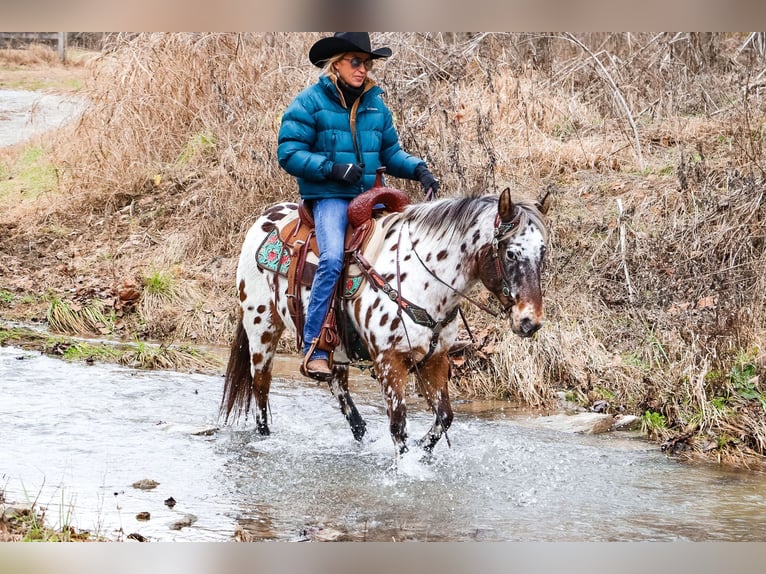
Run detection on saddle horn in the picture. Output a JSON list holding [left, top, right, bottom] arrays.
[[373, 166, 386, 188]]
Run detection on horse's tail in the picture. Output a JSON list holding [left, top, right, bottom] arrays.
[[220, 316, 253, 423]]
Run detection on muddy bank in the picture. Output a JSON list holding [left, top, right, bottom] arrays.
[[0, 322, 223, 374]]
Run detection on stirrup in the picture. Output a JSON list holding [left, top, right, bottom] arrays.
[[300, 339, 333, 382]]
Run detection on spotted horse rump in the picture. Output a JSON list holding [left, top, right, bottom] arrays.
[[220, 187, 551, 456]]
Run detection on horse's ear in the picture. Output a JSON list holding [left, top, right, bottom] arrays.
[[535, 188, 552, 215], [498, 187, 514, 222]]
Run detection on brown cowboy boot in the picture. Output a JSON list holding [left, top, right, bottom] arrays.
[[300, 339, 333, 382]]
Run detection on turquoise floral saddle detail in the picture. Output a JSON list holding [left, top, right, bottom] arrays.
[[256, 228, 291, 275], [256, 223, 370, 299]]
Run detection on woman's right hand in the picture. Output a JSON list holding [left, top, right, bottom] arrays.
[[329, 163, 363, 185]]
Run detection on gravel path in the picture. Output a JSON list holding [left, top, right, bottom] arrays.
[[0, 89, 84, 147]]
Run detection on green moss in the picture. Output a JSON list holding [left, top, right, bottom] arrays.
[[59, 341, 122, 362], [176, 131, 216, 166], [0, 144, 58, 201], [0, 325, 222, 374]]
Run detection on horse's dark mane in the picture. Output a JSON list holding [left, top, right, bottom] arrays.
[[403, 195, 497, 239], [402, 194, 547, 242]]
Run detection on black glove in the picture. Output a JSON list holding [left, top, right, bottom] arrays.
[[414, 163, 439, 199], [329, 163, 363, 185]]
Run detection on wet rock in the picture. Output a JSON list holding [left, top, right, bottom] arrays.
[[136, 511, 151, 521], [169, 513, 197, 530], [590, 399, 609, 413], [164, 497, 176, 508], [127, 532, 147, 542], [1, 503, 33, 521], [131, 479, 160, 490], [534, 412, 614, 434], [611, 414, 641, 431]]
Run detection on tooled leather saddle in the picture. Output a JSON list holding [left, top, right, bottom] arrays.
[[255, 169, 410, 355]]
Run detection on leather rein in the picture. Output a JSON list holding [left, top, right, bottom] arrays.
[[352, 211, 521, 371], [353, 248, 458, 372], [409, 211, 523, 320]]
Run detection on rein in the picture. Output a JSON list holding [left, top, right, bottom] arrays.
[[409, 242, 506, 319], [352, 249, 459, 372], [407, 212, 522, 320]]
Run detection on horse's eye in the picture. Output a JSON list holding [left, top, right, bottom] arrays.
[[505, 248, 518, 262]]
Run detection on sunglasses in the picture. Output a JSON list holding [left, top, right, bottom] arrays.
[[342, 56, 373, 71]]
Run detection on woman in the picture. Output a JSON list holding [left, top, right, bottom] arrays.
[[277, 32, 439, 381]]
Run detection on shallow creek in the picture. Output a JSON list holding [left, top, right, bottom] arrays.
[[2, 345, 766, 541]]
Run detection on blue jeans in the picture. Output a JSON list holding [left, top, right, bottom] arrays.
[[303, 197, 349, 361]]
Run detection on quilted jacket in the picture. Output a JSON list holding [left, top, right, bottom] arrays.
[[277, 75, 424, 200]]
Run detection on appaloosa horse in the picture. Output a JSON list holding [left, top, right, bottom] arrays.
[[221, 187, 551, 455]]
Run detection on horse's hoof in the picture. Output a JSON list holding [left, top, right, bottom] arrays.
[[256, 423, 271, 436], [417, 446, 435, 464], [351, 421, 367, 442]]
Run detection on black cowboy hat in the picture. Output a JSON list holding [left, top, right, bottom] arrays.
[[309, 32, 392, 67]]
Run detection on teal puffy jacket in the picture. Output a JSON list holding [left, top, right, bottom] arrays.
[[277, 75, 424, 200]]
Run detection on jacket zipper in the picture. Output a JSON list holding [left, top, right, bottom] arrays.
[[349, 99, 362, 166]]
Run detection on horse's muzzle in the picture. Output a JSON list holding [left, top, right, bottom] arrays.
[[515, 317, 542, 337]]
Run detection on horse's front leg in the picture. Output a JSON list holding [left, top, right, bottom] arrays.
[[377, 352, 410, 455], [327, 363, 366, 441], [414, 352, 453, 453]]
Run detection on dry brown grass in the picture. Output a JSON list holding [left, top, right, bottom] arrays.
[[0, 44, 60, 66], [0, 43, 95, 95], [3, 32, 766, 466]]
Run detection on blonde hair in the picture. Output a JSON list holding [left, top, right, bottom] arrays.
[[320, 53, 346, 77]]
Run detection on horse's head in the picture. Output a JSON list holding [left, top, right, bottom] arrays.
[[479, 188, 551, 337]]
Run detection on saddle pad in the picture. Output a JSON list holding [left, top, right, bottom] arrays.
[[255, 211, 400, 299], [256, 227, 292, 275]]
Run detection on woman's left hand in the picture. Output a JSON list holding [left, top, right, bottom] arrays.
[[415, 164, 439, 199]]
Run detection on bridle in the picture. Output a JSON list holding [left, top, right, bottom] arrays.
[[409, 210, 525, 320], [489, 210, 523, 307]]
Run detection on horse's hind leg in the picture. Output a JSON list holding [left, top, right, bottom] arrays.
[[327, 363, 366, 441], [243, 297, 284, 436], [414, 352, 453, 453]]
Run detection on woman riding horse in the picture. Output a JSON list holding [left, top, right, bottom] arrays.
[[277, 32, 439, 381]]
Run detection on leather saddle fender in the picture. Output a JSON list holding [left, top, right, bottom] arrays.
[[260, 170, 410, 353]]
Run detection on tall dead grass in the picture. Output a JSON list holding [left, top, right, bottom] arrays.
[[15, 32, 766, 465], [0, 44, 60, 66]]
